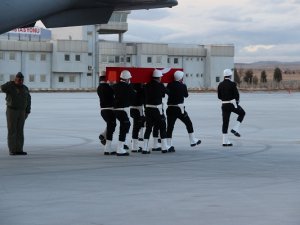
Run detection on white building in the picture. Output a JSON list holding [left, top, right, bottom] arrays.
[[0, 12, 234, 89]]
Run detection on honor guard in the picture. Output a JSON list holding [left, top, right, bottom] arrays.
[[143, 69, 174, 154], [166, 71, 201, 147], [97, 73, 116, 155], [218, 69, 246, 146], [113, 70, 136, 156], [130, 83, 145, 153]]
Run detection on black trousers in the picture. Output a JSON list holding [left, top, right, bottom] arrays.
[[166, 106, 194, 138], [115, 110, 131, 142], [144, 108, 167, 140], [130, 108, 145, 139], [101, 109, 116, 141], [221, 103, 246, 133]]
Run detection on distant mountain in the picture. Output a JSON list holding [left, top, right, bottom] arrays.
[[235, 61, 300, 70]]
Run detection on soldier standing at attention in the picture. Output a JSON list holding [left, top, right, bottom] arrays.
[[113, 70, 136, 156], [1, 72, 31, 156], [166, 70, 201, 148], [218, 69, 246, 146], [142, 69, 174, 154], [97, 73, 116, 155]]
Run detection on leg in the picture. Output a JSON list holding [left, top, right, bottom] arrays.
[[16, 110, 26, 153], [6, 108, 18, 155]]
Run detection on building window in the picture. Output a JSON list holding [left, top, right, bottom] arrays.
[[9, 52, 16, 60], [115, 56, 120, 63], [108, 56, 114, 63], [126, 56, 131, 63], [64, 54, 70, 61], [29, 53, 36, 61], [87, 73, 92, 77], [58, 76, 64, 82], [69, 75, 76, 83], [40, 54, 46, 61], [40, 74, 46, 82], [101, 55, 107, 63], [75, 54, 81, 62], [196, 74, 199, 77], [167, 58, 170, 63], [0, 52, 4, 60], [120, 57, 124, 63], [147, 56, 152, 64], [156, 56, 162, 64], [216, 77, 220, 82], [29, 74, 35, 82], [174, 58, 179, 64]]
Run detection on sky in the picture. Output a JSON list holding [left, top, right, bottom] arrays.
[[106, 0, 300, 63]]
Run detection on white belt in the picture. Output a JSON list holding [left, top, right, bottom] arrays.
[[130, 106, 144, 116], [222, 100, 238, 108], [146, 104, 164, 114], [101, 107, 113, 110], [114, 107, 130, 115], [222, 100, 234, 104], [168, 103, 185, 114]]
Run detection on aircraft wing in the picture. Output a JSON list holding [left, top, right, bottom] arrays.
[[0, 0, 178, 34]]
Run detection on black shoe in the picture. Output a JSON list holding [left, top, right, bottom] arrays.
[[161, 149, 168, 153], [10, 152, 27, 155], [223, 143, 233, 147], [158, 139, 161, 143], [168, 146, 175, 153], [152, 147, 161, 151], [138, 138, 144, 141], [132, 147, 142, 153], [191, 140, 201, 147], [142, 150, 151, 154], [124, 144, 129, 150], [231, 129, 241, 137], [104, 151, 116, 155], [116, 152, 130, 156]]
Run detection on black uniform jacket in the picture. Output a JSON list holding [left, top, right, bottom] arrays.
[[97, 82, 114, 108], [166, 81, 188, 105], [130, 83, 145, 107], [145, 80, 168, 105], [113, 81, 136, 108], [217, 79, 240, 102]]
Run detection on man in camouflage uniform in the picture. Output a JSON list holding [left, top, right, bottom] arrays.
[[1, 72, 31, 155]]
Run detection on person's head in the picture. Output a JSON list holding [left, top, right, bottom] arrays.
[[14, 72, 24, 86], [174, 71, 184, 82], [152, 69, 163, 81], [223, 69, 233, 80], [120, 70, 132, 83], [99, 71, 106, 82]]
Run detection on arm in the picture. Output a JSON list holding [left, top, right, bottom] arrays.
[[1, 81, 13, 93], [26, 88, 31, 114]]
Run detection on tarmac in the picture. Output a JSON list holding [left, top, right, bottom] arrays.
[[0, 91, 300, 225]]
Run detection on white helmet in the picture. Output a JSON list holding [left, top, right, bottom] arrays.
[[174, 71, 184, 81], [223, 69, 233, 77], [152, 69, 163, 78], [120, 70, 132, 79]]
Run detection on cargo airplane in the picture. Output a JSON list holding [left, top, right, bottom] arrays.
[[0, 0, 178, 34]]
